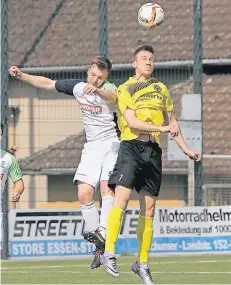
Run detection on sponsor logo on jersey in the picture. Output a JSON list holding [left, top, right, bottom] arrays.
[[137, 93, 163, 102], [80, 103, 102, 114], [154, 85, 162, 92]]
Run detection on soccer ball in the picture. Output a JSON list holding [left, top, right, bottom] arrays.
[[138, 3, 164, 29]]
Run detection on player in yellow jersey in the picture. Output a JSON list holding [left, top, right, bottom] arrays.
[[100, 45, 201, 284]]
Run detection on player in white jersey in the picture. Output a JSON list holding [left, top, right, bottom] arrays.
[[1, 124, 24, 249], [9, 57, 119, 268]]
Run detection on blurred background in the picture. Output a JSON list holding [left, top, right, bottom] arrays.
[[2, 0, 231, 210]]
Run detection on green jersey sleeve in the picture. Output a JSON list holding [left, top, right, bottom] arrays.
[[8, 155, 22, 182], [101, 80, 117, 91]]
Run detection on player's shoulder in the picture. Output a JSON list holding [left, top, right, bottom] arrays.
[[73, 81, 87, 92], [101, 80, 117, 91], [117, 78, 135, 95], [0, 149, 14, 163], [73, 80, 86, 87], [1, 148, 12, 156], [56, 79, 85, 86], [150, 78, 169, 93], [119, 77, 134, 88]]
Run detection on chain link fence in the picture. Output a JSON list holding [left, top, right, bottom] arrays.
[[4, 0, 231, 211], [203, 155, 231, 206]]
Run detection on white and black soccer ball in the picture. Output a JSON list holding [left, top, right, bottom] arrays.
[[138, 3, 164, 29]]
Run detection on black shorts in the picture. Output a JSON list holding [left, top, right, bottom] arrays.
[[108, 139, 162, 197]]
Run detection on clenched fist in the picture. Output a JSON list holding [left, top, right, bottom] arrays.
[[9, 66, 22, 79]]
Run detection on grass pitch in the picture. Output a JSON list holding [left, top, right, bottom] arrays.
[[1, 254, 231, 284]]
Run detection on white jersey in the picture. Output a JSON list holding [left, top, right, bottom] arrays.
[[55, 79, 118, 141]]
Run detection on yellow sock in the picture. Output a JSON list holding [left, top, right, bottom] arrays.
[[137, 215, 153, 263], [105, 206, 124, 253]]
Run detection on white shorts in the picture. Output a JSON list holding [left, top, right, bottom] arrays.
[[73, 138, 120, 189]]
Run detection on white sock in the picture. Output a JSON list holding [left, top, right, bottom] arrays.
[[80, 200, 99, 232], [99, 195, 115, 239], [139, 262, 149, 269]]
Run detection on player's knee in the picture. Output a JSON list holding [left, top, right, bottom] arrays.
[[100, 180, 114, 197], [114, 185, 132, 210], [77, 183, 94, 204], [140, 204, 156, 217], [78, 192, 93, 205], [139, 189, 157, 217]]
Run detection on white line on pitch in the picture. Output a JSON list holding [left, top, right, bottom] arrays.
[[3, 270, 231, 275], [120, 271, 231, 274], [2, 259, 231, 270]]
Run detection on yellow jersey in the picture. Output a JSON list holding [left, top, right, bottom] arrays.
[[116, 77, 174, 142]]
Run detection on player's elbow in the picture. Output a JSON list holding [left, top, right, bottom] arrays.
[[111, 93, 117, 102], [36, 78, 55, 91], [124, 114, 133, 128], [124, 109, 136, 128], [15, 179, 25, 194], [104, 92, 117, 102], [45, 80, 56, 91], [126, 118, 136, 129]]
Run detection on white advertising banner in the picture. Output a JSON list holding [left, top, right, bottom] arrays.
[[8, 206, 231, 258], [152, 206, 231, 253]]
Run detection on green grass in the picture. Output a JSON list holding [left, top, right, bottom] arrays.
[[1, 254, 231, 284]]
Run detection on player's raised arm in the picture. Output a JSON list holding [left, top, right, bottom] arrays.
[[9, 66, 82, 97], [9, 66, 56, 91], [97, 88, 116, 102], [84, 83, 117, 102]]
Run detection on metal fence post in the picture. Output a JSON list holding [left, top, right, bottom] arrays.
[[194, 0, 203, 206], [99, 0, 108, 57], [1, 0, 9, 259]]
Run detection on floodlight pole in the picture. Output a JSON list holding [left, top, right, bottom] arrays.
[[99, 0, 108, 57]]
